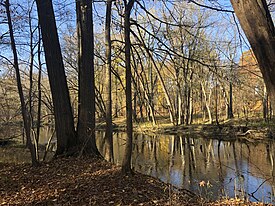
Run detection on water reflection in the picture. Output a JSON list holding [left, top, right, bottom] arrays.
[[2, 127, 275, 203], [97, 132, 275, 203]]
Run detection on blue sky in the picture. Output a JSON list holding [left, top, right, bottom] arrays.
[[0, 0, 261, 76]]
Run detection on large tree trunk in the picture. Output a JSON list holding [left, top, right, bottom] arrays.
[[5, 0, 38, 166], [121, 0, 135, 175], [36, 0, 76, 155], [230, 0, 275, 112], [104, 0, 114, 162], [76, 0, 100, 156]]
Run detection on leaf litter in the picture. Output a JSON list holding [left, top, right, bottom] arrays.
[[0, 157, 198, 205]]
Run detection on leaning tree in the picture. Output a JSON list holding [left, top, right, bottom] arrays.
[[230, 0, 275, 111]]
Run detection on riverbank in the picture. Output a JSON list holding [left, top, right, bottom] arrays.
[[0, 156, 270, 206], [0, 146, 274, 206], [1, 117, 273, 145], [100, 117, 275, 142], [0, 157, 199, 205], [1, 118, 275, 205]]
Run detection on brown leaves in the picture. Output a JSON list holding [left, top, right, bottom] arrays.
[[0, 157, 196, 205]]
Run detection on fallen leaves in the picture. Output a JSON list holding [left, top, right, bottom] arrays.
[[0, 157, 197, 205]]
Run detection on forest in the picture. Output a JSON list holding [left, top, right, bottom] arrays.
[[1, 0, 275, 205]]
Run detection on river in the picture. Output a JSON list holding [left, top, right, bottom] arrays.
[[97, 132, 275, 203], [2, 127, 275, 203]]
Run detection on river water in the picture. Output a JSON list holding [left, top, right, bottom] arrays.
[[2, 127, 275, 203], [97, 132, 275, 203]]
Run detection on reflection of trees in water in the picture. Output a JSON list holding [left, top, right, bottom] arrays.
[[266, 142, 275, 200], [232, 142, 245, 199], [95, 131, 275, 201], [37, 126, 55, 146], [217, 140, 225, 196]]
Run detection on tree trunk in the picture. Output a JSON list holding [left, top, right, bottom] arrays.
[[230, 0, 275, 111], [263, 86, 268, 121], [130, 28, 175, 124], [201, 82, 212, 124], [177, 84, 182, 125], [131, 45, 156, 125], [5, 0, 38, 166], [76, 0, 100, 156], [28, 8, 38, 159], [215, 66, 220, 127], [188, 89, 193, 125], [104, 0, 114, 162], [228, 82, 234, 119], [121, 0, 135, 175], [36, 0, 76, 155], [36, 26, 42, 146]]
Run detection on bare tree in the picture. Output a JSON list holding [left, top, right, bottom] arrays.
[[4, 0, 38, 166], [104, 0, 114, 161], [121, 0, 135, 175], [35, 0, 76, 156], [76, 0, 100, 156]]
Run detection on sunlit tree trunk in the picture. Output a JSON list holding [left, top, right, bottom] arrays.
[[230, 0, 275, 113], [104, 0, 114, 162], [5, 0, 38, 166], [185, 77, 194, 125], [187, 84, 193, 125], [263, 86, 268, 120], [130, 27, 175, 124], [142, 44, 175, 124], [201, 81, 212, 124], [177, 84, 182, 125], [76, 0, 100, 156], [36, 0, 76, 155], [214, 65, 220, 126], [131, 45, 156, 125]]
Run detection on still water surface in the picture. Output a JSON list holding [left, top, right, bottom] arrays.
[[3, 127, 275, 203], [97, 132, 275, 203]]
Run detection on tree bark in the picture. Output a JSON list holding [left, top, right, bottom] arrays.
[[228, 82, 234, 119], [104, 0, 114, 162], [230, 0, 275, 111], [76, 0, 100, 156], [5, 0, 38, 166], [36, 26, 42, 146], [121, 0, 135, 175], [131, 45, 156, 125], [263, 86, 268, 120], [36, 0, 76, 155], [132, 26, 175, 124], [201, 81, 212, 124]]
